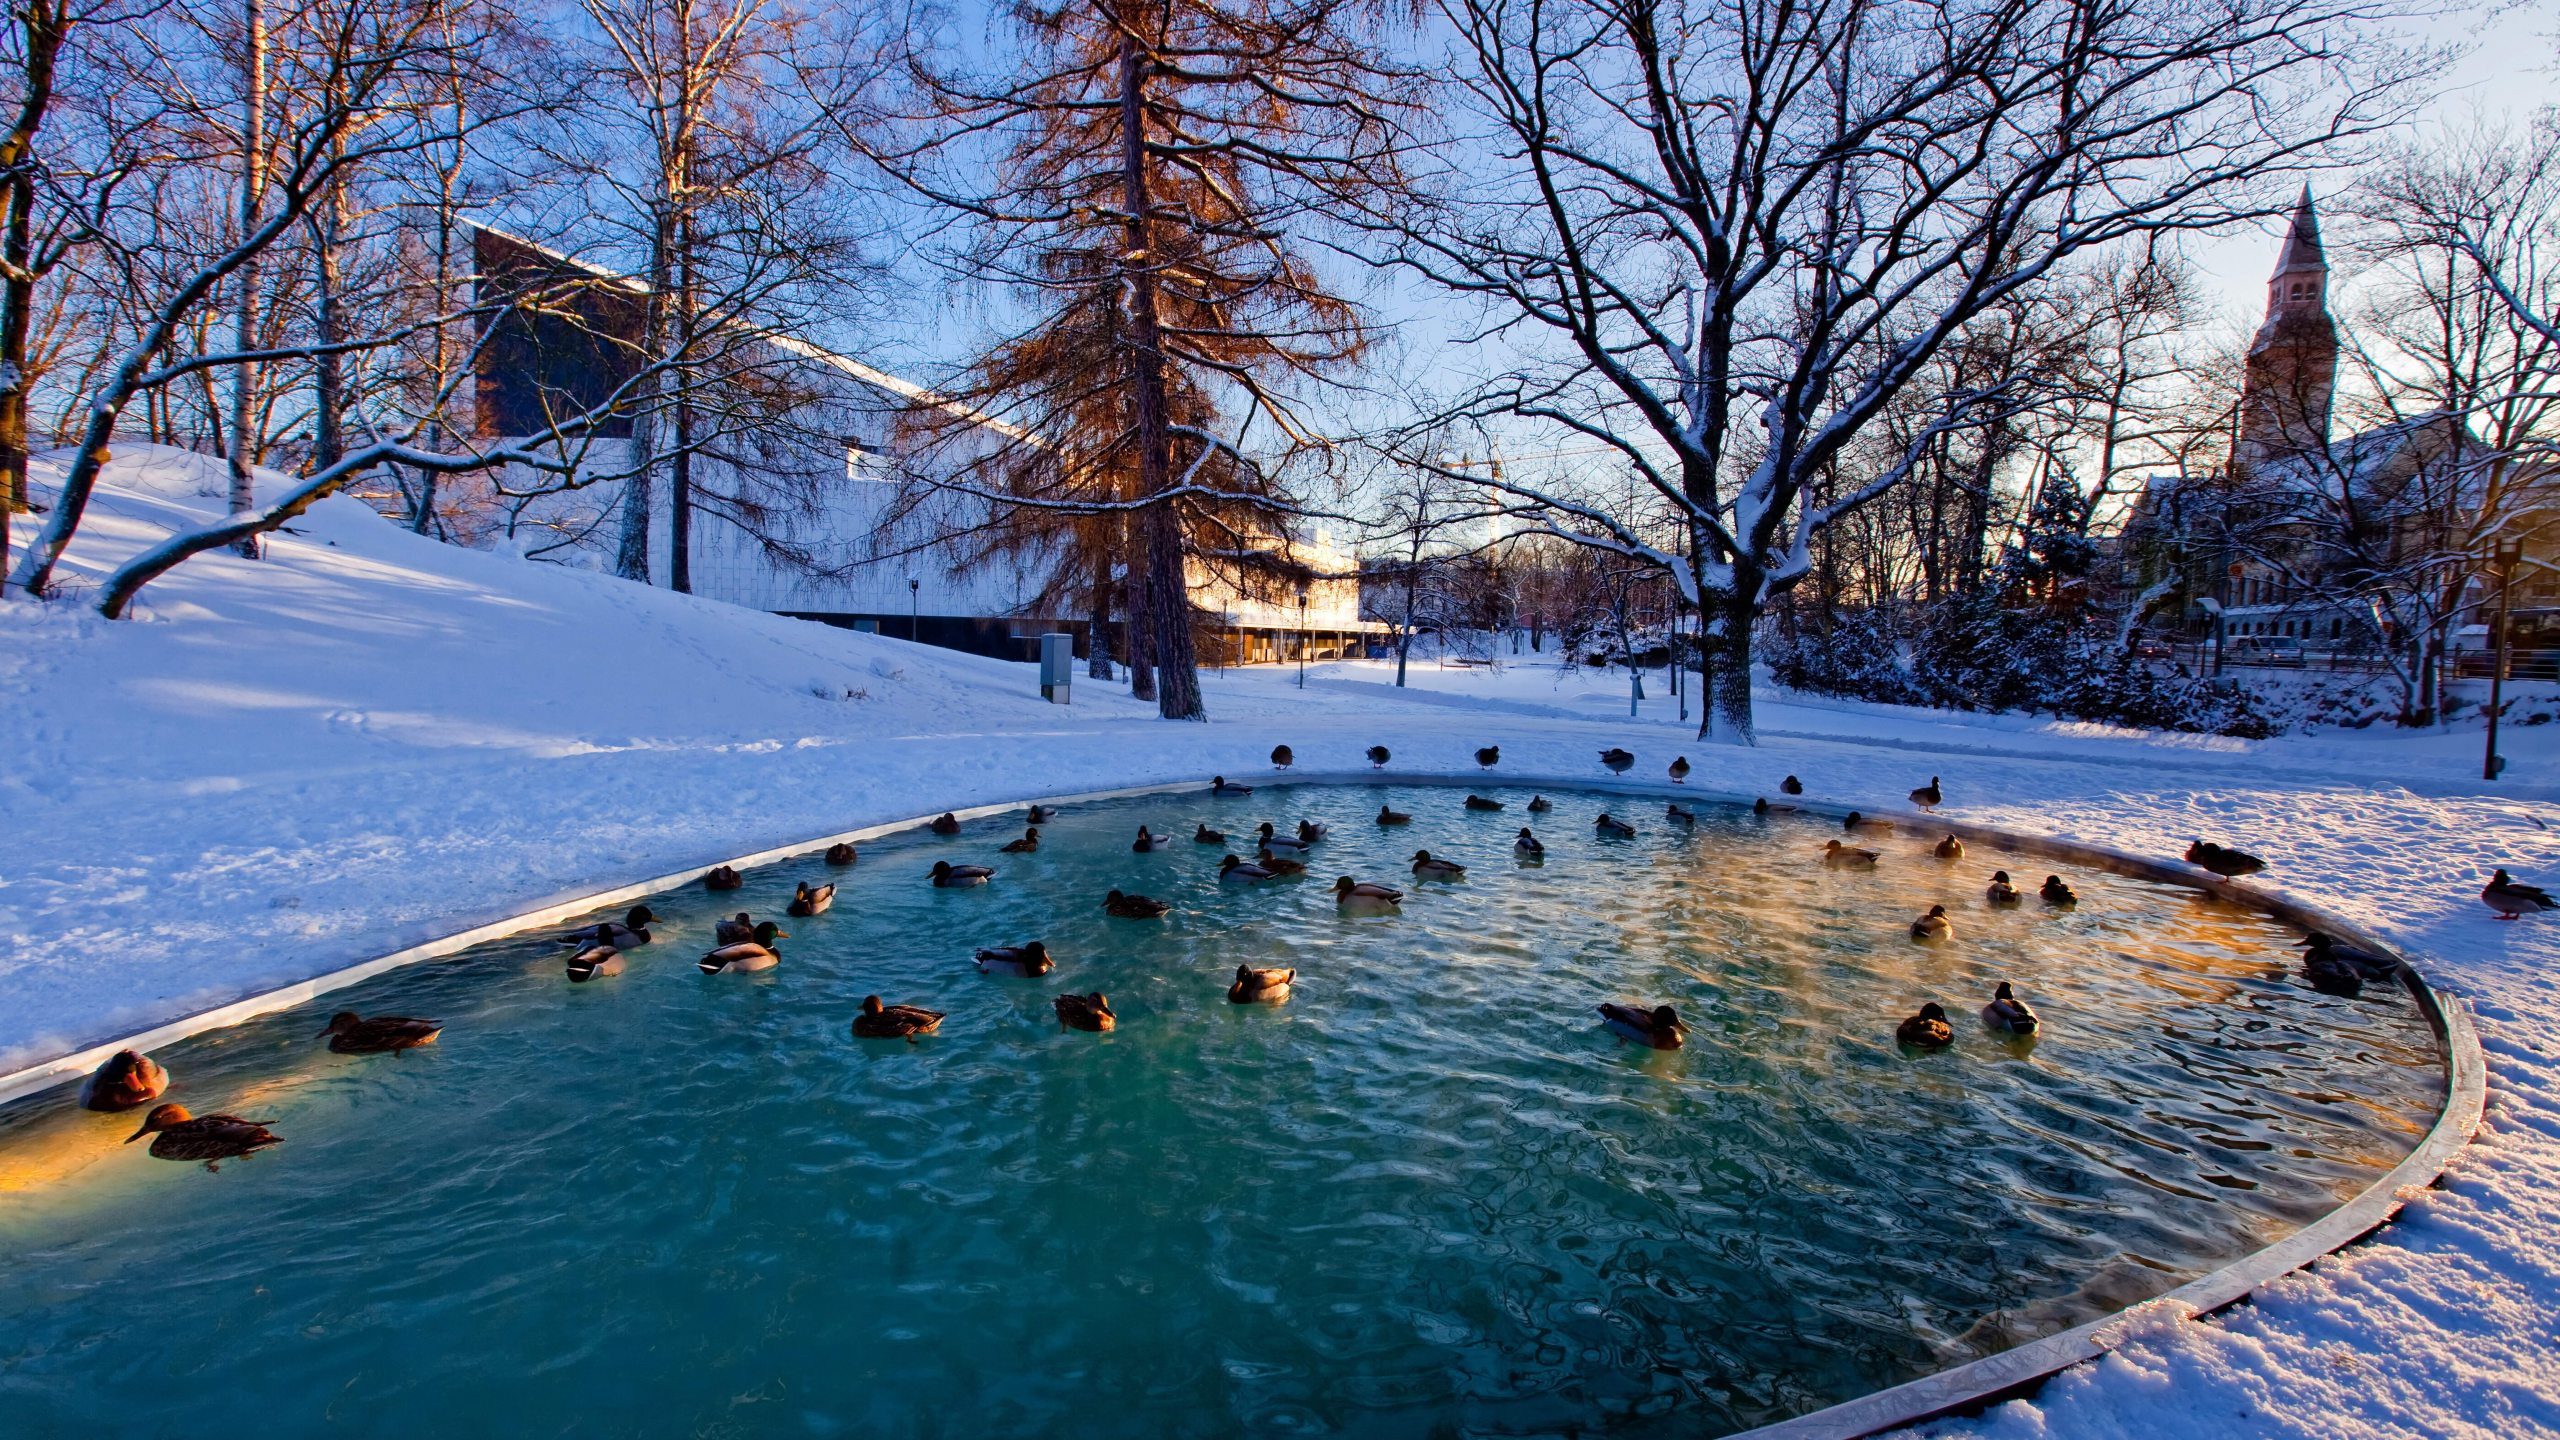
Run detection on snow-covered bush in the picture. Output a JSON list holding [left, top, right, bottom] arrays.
[[1766, 596, 2279, 737]]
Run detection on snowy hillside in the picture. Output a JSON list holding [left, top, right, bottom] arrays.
[[4, 445, 2560, 1439]]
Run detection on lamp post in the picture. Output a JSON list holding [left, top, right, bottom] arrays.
[[908, 577, 920, 643], [2486, 537, 2525, 780], [1297, 590, 1309, 688]]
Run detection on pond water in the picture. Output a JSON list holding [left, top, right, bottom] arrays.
[[0, 784, 2439, 1438]]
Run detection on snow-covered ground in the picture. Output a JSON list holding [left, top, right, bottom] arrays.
[[5, 447, 2557, 1437]]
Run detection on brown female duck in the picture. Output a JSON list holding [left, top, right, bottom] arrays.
[[126, 1105, 280, 1171], [853, 995, 944, 1041], [318, 1012, 442, 1054]]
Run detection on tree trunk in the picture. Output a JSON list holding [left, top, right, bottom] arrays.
[[1128, 551, 1157, 701], [1087, 577, 1114, 679], [0, 0, 62, 580], [1117, 28, 1203, 720], [1700, 587, 1758, 744], [228, 0, 266, 559], [311, 198, 344, 473], [668, 216, 694, 592]]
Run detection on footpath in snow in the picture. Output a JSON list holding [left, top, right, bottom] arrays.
[[4, 447, 2557, 1438]]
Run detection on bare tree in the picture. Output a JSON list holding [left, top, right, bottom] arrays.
[[1363, 0, 2417, 742]]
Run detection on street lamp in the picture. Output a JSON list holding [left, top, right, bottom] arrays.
[[908, 577, 920, 643], [1297, 590, 1310, 688], [2486, 537, 2526, 780]]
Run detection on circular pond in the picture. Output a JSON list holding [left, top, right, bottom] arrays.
[[0, 784, 2438, 1437]]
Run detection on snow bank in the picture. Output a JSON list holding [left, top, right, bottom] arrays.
[[5, 446, 2560, 1439]]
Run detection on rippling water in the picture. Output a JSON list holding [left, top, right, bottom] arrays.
[[0, 785, 2437, 1437]]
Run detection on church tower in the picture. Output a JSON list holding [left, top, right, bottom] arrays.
[[2232, 187, 2338, 476]]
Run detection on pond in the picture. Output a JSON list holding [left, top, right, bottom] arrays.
[[0, 784, 2438, 1438]]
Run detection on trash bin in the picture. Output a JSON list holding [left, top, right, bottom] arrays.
[[1040, 632, 1074, 703]]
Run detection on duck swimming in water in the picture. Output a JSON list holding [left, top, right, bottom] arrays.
[[714, 913, 756, 945], [1843, 812, 1892, 836], [999, 827, 1042, 853], [1228, 965, 1294, 1004], [929, 813, 963, 836], [125, 1105, 280, 1171], [931, 861, 995, 887], [1053, 992, 1115, 1032], [1376, 804, 1412, 825], [2302, 946, 2365, 997], [2040, 875, 2078, 907], [1220, 854, 1276, 884], [824, 842, 858, 866], [1212, 776, 1254, 795], [80, 1049, 169, 1111], [1296, 820, 1330, 844], [1411, 850, 1467, 878], [1104, 889, 1171, 918], [1896, 1004, 1954, 1049], [561, 905, 661, 948], [1597, 1003, 1686, 1049], [1027, 805, 1062, 823], [1134, 826, 1175, 852], [699, 921, 786, 974], [1985, 870, 2023, 904], [853, 995, 944, 1041], [1910, 905, 1954, 941], [1514, 828, 1544, 856], [1934, 834, 1965, 860], [1256, 822, 1312, 853], [1754, 797, 1797, 815], [566, 940, 624, 983], [1526, 795, 1553, 812], [1667, 804, 1697, 824], [974, 941, 1054, 977], [1822, 839, 1879, 868], [787, 881, 836, 917], [2483, 869, 2557, 919], [319, 1012, 442, 1054], [1595, 813, 1636, 836], [1981, 982, 2038, 1035], [1465, 794, 1505, 811], [704, 865, 743, 891], [2300, 931, 2399, 981], [1332, 876, 1403, 909], [1193, 823, 1227, 844], [1256, 847, 1309, 877]]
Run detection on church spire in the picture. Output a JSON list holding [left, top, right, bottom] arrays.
[[2235, 186, 2338, 474], [2266, 186, 2327, 315]]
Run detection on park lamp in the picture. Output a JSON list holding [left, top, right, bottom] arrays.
[[1297, 589, 1310, 688]]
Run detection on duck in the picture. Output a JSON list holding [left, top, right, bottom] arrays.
[[714, 912, 757, 945], [318, 1012, 442, 1054], [1367, 745, 1391, 769], [1843, 812, 1892, 835], [1781, 775, 1804, 795], [1228, 965, 1295, 1004], [1754, 797, 1796, 815], [1981, 982, 2038, 1034], [1465, 794, 1505, 811], [824, 842, 858, 866], [699, 921, 786, 974], [1599, 747, 1635, 772], [1514, 828, 1544, 855], [1255, 847, 1309, 877], [1220, 853, 1277, 883], [1332, 876, 1404, 908], [1594, 812, 1636, 836], [1666, 803, 1696, 823], [852, 995, 944, 1041], [1910, 905, 1954, 941], [1933, 834, 1965, 860], [124, 1105, 280, 1171], [1910, 776, 1943, 811], [1823, 839, 1879, 868], [2186, 840, 2267, 879], [560, 905, 661, 948], [931, 860, 995, 887], [1271, 744, 1295, 770], [930, 813, 963, 835], [1132, 826, 1175, 852], [1376, 804, 1413, 825], [79, 1049, 170, 1112], [1053, 992, 1116, 1032], [1027, 805, 1062, 823], [1256, 822, 1312, 853], [1411, 850, 1467, 878], [2040, 875, 2078, 907], [975, 941, 1055, 977], [1986, 870, 2023, 904], [1296, 819, 1330, 843], [2483, 869, 2557, 919], [566, 941, 624, 983], [1212, 775, 1254, 795], [1668, 756, 1691, 784], [704, 865, 743, 891], [1896, 1003, 1954, 1049], [1526, 795, 1553, 812], [1104, 889, 1172, 918], [787, 881, 836, 917], [2300, 931, 2400, 981], [1476, 745, 1500, 769], [1190, 823, 1227, 845], [2303, 947, 2365, 997], [1597, 1002, 1686, 1049], [1000, 827, 1042, 854]]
